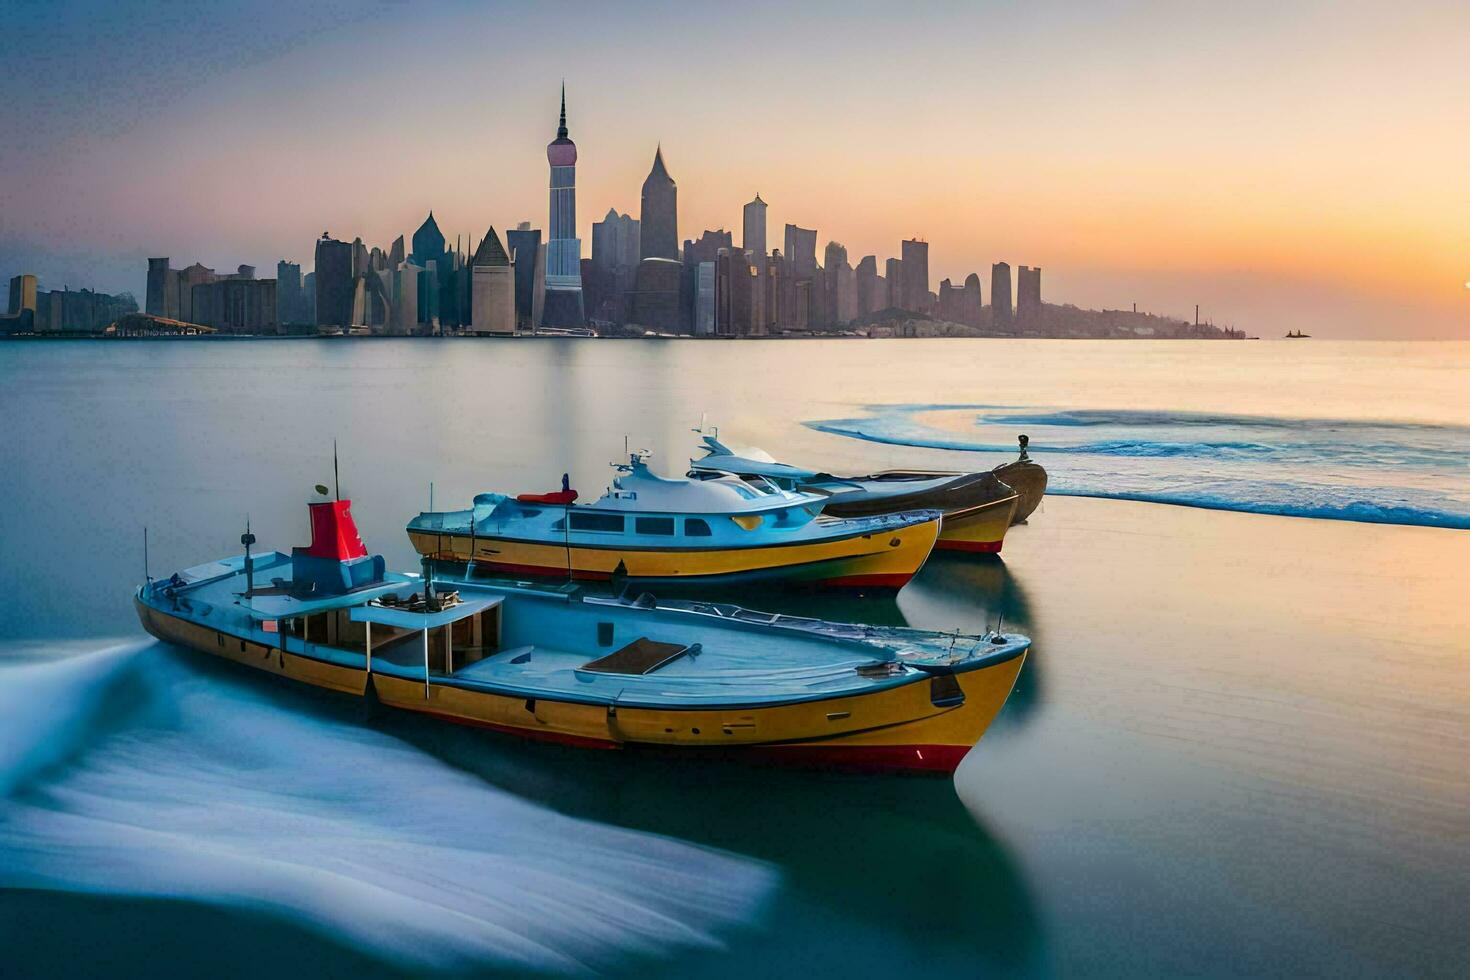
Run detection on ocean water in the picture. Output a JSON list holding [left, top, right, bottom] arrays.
[[806, 404, 1470, 528], [1, 338, 1467, 977]]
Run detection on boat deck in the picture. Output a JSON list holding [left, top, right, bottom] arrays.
[[145, 553, 1025, 711]]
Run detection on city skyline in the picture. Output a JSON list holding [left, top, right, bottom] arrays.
[[2, 1, 1467, 338]]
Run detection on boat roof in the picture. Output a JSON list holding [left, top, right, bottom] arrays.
[[350, 594, 502, 630], [690, 451, 821, 481], [589, 456, 823, 514], [162, 552, 421, 621]]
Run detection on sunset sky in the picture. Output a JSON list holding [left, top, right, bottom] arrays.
[[2, 0, 1466, 337]]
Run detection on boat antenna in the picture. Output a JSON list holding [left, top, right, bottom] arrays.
[[429, 481, 434, 511], [143, 526, 150, 584], [333, 439, 341, 500], [996, 611, 1004, 635], [241, 514, 257, 598]]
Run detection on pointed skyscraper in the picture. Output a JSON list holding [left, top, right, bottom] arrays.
[[640, 145, 678, 261], [542, 84, 585, 328]]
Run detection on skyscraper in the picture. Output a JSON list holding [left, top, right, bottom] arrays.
[[855, 256, 878, 315], [991, 262, 1013, 331], [542, 85, 585, 327], [640, 146, 678, 261], [276, 260, 302, 324], [743, 193, 766, 259], [589, 208, 639, 323], [315, 234, 355, 328], [506, 223, 544, 331], [900, 238, 929, 313], [1016, 266, 1042, 328]]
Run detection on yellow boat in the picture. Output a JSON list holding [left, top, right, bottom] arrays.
[[136, 497, 1030, 773], [408, 452, 942, 591]]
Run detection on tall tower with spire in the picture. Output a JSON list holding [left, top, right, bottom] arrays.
[[542, 84, 585, 327], [639, 145, 678, 261]]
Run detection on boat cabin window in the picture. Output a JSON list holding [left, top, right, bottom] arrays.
[[569, 512, 624, 533], [684, 518, 712, 536], [635, 516, 675, 535]]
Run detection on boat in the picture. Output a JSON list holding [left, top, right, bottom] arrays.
[[134, 495, 1031, 774], [689, 431, 1047, 547], [992, 435, 1048, 523], [1284, 330, 1311, 338], [407, 451, 942, 592]]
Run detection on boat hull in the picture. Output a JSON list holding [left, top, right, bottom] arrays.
[[818, 470, 1020, 550], [134, 596, 1025, 775], [934, 494, 1019, 553], [407, 518, 939, 592], [992, 459, 1048, 523]]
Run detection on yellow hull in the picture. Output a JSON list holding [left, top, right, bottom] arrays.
[[408, 517, 940, 590], [136, 598, 1025, 773], [935, 495, 1019, 554]]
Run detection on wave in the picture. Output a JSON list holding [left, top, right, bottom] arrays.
[[804, 405, 1470, 529], [0, 642, 776, 974]]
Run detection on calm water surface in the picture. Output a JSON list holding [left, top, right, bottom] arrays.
[[1, 339, 1467, 977]]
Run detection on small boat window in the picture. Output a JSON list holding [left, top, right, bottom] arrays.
[[635, 516, 675, 535], [684, 518, 712, 536], [569, 512, 625, 533], [731, 514, 763, 531]]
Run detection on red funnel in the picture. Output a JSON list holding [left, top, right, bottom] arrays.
[[303, 500, 367, 560]]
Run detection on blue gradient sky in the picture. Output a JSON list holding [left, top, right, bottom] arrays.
[[2, 0, 1467, 336]]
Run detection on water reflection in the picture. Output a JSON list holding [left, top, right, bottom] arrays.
[[126, 643, 1046, 975], [900, 555, 1043, 726], [375, 691, 1046, 977]]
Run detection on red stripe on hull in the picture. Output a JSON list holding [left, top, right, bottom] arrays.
[[935, 539, 1003, 554], [815, 572, 915, 590], [405, 707, 968, 774]]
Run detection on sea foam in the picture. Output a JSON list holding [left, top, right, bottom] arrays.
[[805, 405, 1470, 529], [0, 642, 775, 973]]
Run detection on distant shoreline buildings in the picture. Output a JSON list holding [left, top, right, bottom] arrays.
[[1, 86, 1245, 341]]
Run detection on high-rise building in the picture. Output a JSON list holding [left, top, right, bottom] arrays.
[[714, 247, 760, 336], [542, 86, 585, 328], [628, 257, 683, 332], [900, 239, 929, 313], [684, 230, 732, 334], [506, 223, 544, 331], [1016, 265, 1042, 328], [470, 226, 515, 335], [884, 257, 903, 310], [589, 208, 639, 323], [694, 261, 716, 335], [991, 262, 1013, 331], [146, 258, 174, 318], [855, 256, 878, 316], [9, 274, 38, 316], [276, 260, 303, 324], [191, 277, 278, 334], [315, 234, 355, 327], [784, 224, 817, 279], [639, 146, 678, 261], [742, 193, 767, 259]]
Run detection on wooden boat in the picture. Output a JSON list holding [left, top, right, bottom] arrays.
[[134, 497, 1030, 774], [408, 452, 942, 592], [689, 432, 1046, 547]]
